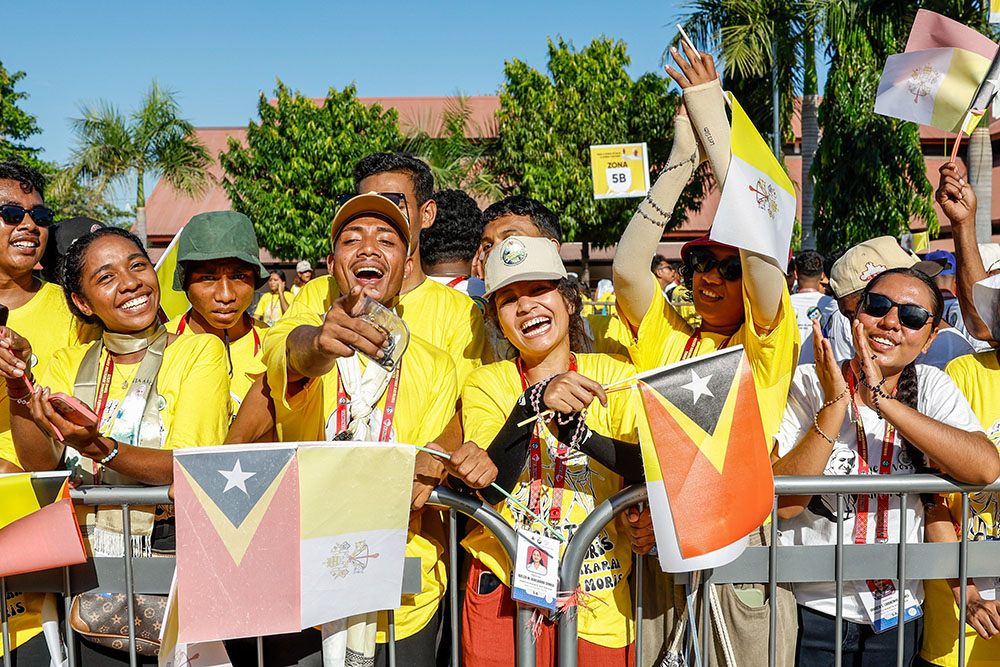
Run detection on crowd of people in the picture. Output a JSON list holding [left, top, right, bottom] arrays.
[[1, 45, 999, 667]]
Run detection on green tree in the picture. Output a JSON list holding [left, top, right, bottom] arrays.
[[493, 37, 707, 283], [45, 169, 130, 225], [68, 81, 211, 247], [0, 60, 42, 165], [220, 82, 405, 265], [406, 95, 501, 201]]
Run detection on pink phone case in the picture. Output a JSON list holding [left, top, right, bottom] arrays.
[[48, 393, 99, 428]]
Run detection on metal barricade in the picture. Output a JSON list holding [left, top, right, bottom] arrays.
[[0, 485, 540, 667], [555, 475, 1000, 667]]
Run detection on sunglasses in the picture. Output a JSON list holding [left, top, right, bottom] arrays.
[[859, 292, 933, 330], [335, 192, 408, 218], [0, 204, 55, 227], [688, 249, 742, 281]]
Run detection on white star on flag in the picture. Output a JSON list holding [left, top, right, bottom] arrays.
[[219, 459, 256, 495], [681, 370, 714, 405]]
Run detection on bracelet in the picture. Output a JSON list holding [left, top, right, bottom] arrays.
[[812, 415, 839, 444], [820, 388, 848, 411], [9, 391, 31, 405], [99, 441, 120, 466], [636, 206, 668, 228]]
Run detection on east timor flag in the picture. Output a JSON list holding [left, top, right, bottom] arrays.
[[174, 445, 300, 643], [636, 346, 773, 568], [0, 472, 85, 577]]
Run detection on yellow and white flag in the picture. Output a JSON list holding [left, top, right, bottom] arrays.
[[992, 0, 1000, 25], [154, 226, 190, 320], [875, 47, 992, 133], [709, 93, 796, 266]]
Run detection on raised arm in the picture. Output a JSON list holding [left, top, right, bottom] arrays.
[[937, 161, 994, 342]]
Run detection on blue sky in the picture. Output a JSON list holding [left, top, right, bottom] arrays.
[[8, 1, 827, 208]]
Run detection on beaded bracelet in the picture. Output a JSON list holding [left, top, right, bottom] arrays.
[[99, 443, 120, 466], [812, 388, 849, 444]]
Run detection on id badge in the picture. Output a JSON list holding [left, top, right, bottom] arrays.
[[857, 579, 922, 633], [511, 530, 560, 611]]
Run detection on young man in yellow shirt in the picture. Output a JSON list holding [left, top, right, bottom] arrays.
[[277, 153, 486, 386], [166, 211, 269, 412], [258, 192, 481, 665], [612, 46, 799, 666]]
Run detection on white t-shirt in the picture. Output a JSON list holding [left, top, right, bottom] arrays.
[[915, 326, 975, 370], [775, 363, 984, 622], [798, 296, 840, 365], [790, 290, 831, 344], [943, 296, 994, 352], [428, 274, 487, 299]]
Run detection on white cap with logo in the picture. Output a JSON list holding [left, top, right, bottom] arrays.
[[829, 236, 942, 299], [484, 236, 567, 297]]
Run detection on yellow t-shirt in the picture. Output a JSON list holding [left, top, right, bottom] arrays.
[[254, 291, 293, 326], [165, 314, 267, 411], [460, 353, 639, 648], [262, 314, 458, 642], [41, 334, 232, 463], [921, 352, 1000, 667], [625, 274, 798, 447], [275, 275, 485, 386], [0, 282, 98, 467], [587, 313, 632, 358], [668, 284, 701, 327]]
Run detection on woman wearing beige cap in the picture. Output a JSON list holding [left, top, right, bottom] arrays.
[[459, 235, 643, 666]]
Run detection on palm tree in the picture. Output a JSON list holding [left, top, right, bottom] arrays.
[[68, 81, 211, 247], [676, 0, 817, 244], [405, 95, 502, 201]]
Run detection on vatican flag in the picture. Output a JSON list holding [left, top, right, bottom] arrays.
[[991, 0, 999, 25], [154, 227, 190, 320], [709, 93, 796, 266]]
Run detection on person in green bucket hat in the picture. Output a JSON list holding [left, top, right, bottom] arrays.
[[166, 211, 269, 410]]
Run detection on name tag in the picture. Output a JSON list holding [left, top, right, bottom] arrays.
[[511, 530, 560, 611]]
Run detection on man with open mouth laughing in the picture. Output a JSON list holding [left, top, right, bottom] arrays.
[[0, 158, 97, 475], [249, 192, 468, 666]]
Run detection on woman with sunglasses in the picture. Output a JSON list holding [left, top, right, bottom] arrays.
[[0, 160, 99, 478], [0, 227, 231, 665], [773, 267, 999, 665], [611, 44, 801, 665], [460, 235, 643, 666]]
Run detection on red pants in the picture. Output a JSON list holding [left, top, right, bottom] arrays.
[[462, 558, 634, 667]]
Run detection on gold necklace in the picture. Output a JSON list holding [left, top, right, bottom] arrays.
[[116, 363, 140, 390]]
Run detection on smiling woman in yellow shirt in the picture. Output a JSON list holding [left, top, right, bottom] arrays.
[[460, 236, 643, 666]]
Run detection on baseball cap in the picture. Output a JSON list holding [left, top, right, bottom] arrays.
[[979, 243, 1000, 274], [296, 260, 313, 273], [829, 236, 942, 299], [924, 249, 956, 275], [680, 234, 736, 263], [973, 273, 1000, 342], [484, 236, 567, 297], [40, 217, 106, 282], [330, 192, 410, 251], [173, 211, 269, 290]]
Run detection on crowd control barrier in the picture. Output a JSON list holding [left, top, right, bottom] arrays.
[[2, 475, 1000, 667]]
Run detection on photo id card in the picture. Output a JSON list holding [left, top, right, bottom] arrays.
[[857, 579, 922, 633], [511, 530, 560, 611]]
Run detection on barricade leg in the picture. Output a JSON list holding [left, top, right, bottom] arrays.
[[896, 493, 907, 667], [769, 502, 778, 667], [699, 572, 709, 665], [516, 605, 535, 667], [2, 576, 11, 667], [387, 609, 396, 667], [121, 504, 138, 667], [959, 493, 969, 667], [835, 494, 844, 667], [449, 509, 460, 667], [65, 566, 78, 667], [257, 636, 264, 666], [634, 553, 643, 667]]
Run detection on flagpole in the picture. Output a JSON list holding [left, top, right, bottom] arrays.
[[950, 128, 965, 163]]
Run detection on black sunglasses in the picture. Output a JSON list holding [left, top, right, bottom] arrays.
[[0, 204, 55, 227], [860, 292, 933, 330], [335, 192, 408, 217], [688, 249, 742, 281]]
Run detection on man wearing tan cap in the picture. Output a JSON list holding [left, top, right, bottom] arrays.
[[247, 192, 491, 665], [825, 236, 947, 364]]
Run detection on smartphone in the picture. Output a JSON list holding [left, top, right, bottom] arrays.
[[48, 393, 99, 428], [357, 297, 410, 370]]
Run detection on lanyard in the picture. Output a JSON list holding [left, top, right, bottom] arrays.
[[847, 370, 897, 545], [445, 276, 467, 288], [335, 361, 402, 442], [95, 353, 116, 426], [517, 355, 577, 523], [177, 312, 261, 355], [680, 330, 733, 361]]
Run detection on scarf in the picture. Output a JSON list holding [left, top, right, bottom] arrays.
[[72, 323, 168, 556], [330, 354, 393, 441]]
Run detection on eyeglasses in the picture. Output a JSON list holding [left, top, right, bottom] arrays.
[[335, 192, 408, 219], [859, 292, 933, 330], [0, 204, 55, 227], [687, 249, 742, 281]]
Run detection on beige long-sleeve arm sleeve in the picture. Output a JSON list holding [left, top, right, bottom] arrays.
[[613, 114, 702, 326], [686, 80, 785, 329]]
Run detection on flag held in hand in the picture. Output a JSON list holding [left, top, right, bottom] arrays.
[[635, 347, 774, 572], [709, 93, 796, 267], [0, 472, 86, 577]]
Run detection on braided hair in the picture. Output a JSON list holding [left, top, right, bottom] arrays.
[[60, 227, 152, 327], [858, 267, 944, 505]]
